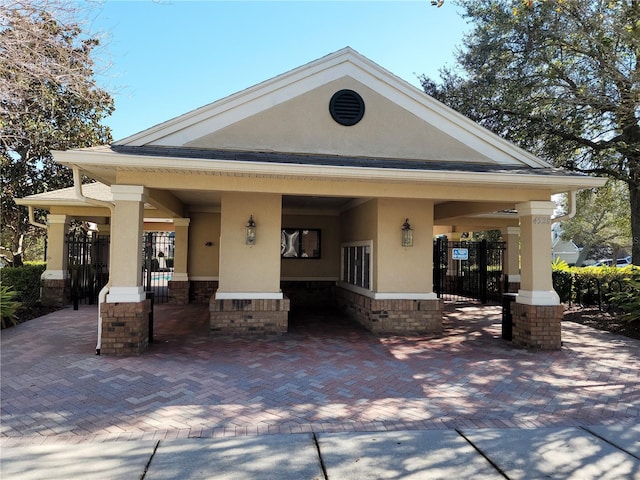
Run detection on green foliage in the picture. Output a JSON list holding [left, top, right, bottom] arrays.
[[551, 257, 570, 271], [0, 2, 113, 265], [0, 264, 46, 307], [423, 0, 640, 264], [552, 263, 638, 318], [551, 260, 572, 302], [0, 284, 22, 329], [560, 181, 632, 265], [609, 269, 640, 323]]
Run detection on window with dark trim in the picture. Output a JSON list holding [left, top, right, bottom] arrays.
[[281, 229, 321, 259]]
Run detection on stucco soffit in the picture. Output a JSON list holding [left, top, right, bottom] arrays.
[[113, 47, 550, 169]]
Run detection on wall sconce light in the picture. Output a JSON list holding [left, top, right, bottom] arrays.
[[401, 218, 413, 247], [246, 215, 256, 245]]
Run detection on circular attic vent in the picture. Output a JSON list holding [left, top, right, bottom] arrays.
[[329, 89, 365, 126]]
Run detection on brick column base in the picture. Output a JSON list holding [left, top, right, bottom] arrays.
[[335, 288, 443, 334], [209, 297, 290, 334], [512, 303, 564, 350], [190, 281, 219, 304], [100, 299, 151, 354], [41, 278, 70, 307], [168, 280, 189, 304]]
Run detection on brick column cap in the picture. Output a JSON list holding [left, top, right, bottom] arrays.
[[173, 218, 190, 227], [516, 201, 555, 217]]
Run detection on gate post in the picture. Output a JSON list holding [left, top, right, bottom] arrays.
[[503, 226, 521, 293], [479, 239, 488, 304], [41, 214, 70, 307], [169, 218, 190, 304]]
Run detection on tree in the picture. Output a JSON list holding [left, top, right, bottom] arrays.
[[422, 0, 640, 264], [0, 0, 113, 266], [560, 181, 632, 265]]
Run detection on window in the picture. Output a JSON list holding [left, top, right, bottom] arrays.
[[281, 229, 321, 259], [341, 242, 371, 290]]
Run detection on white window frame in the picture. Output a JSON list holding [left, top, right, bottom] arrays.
[[338, 240, 373, 296]]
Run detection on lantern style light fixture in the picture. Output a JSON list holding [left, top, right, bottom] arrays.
[[246, 215, 256, 245], [401, 218, 413, 247]]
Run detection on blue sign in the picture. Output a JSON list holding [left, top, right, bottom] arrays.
[[452, 248, 469, 260]]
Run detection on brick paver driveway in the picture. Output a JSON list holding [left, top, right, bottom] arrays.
[[1, 303, 638, 445]]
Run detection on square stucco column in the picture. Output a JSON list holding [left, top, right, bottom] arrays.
[[502, 226, 521, 293], [514, 201, 563, 350], [41, 214, 70, 307], [168, 218, 190, 304], [106, 185, 147, 303], [101, 185, 150, 355], [211, 192, 289, 334]]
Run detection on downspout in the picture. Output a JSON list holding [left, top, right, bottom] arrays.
[[72, 166, 115, 355], [552, 190, 577, 223], [28, 206, 48, 229], [28, 207, 49, 299]]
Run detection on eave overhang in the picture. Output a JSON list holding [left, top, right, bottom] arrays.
[[54, 147, 607, 195]]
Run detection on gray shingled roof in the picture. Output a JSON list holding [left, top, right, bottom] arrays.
[[109, 145, 582, 177]]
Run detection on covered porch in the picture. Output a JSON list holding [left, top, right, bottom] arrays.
[[15, 48, 604, 354]]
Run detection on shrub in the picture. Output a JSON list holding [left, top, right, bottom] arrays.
[[1, 284, 23, 329], [552, 263, 633, 309], [609, 269, 640, 323], [551, 259, 573, 303], [0, 263, 46, 307]]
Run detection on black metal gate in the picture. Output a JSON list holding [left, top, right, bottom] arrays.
[[66, 231, 109, 305], [142, 232, 175, 304], [433, 238, 506, 303]]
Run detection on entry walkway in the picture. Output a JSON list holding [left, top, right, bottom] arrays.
[[1, 303, 638, 477]]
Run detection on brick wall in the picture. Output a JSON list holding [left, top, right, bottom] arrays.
[[209, 297, 290, 334], [100, 299, 151, 355], [190, 281, 219, 304], [512, 302, 563, 350], [280, 281, 335, 309], [168, 280, 189, 304], [41, 279, 69, 307], [334, 288, 443, 334]]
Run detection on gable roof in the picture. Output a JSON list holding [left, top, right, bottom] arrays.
[[114, 47, 550, 169]]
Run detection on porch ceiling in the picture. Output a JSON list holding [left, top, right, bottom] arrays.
[[171, 190, 358, 214]]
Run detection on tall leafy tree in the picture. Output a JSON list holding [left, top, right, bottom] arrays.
[[0, 0, 113, 265], [561, 180, 632, 265], [422, 0, 639, 263]]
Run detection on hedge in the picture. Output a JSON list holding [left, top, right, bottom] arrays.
[[0, 262, 46, 308], [552, 263, 638, 319]]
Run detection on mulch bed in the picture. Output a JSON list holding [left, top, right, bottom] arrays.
[[564, 306, 640, 341], [1, 304, 62, 329]]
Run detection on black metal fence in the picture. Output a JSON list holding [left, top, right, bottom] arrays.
[[552, 271, 626, 313], [66, 231, 109, 306], [142, 232, 175, 304], [433, 238, 506, 303]]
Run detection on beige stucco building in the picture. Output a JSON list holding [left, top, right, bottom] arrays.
[[17, 48, 604, 354]]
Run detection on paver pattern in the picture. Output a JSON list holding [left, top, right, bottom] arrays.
[[1, 303, 638, 446]]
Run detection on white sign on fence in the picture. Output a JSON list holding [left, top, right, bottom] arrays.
[[452, 248, 469, 261]]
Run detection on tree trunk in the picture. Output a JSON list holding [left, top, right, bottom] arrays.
[[12, 235, 24, 267], [631, 182, 640, 265], [574, 243, 593, 267]]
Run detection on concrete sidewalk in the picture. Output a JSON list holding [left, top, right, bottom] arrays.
[[2, 425, 638, 479]]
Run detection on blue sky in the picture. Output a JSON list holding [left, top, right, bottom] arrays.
[[90, 1, 470, 141]]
